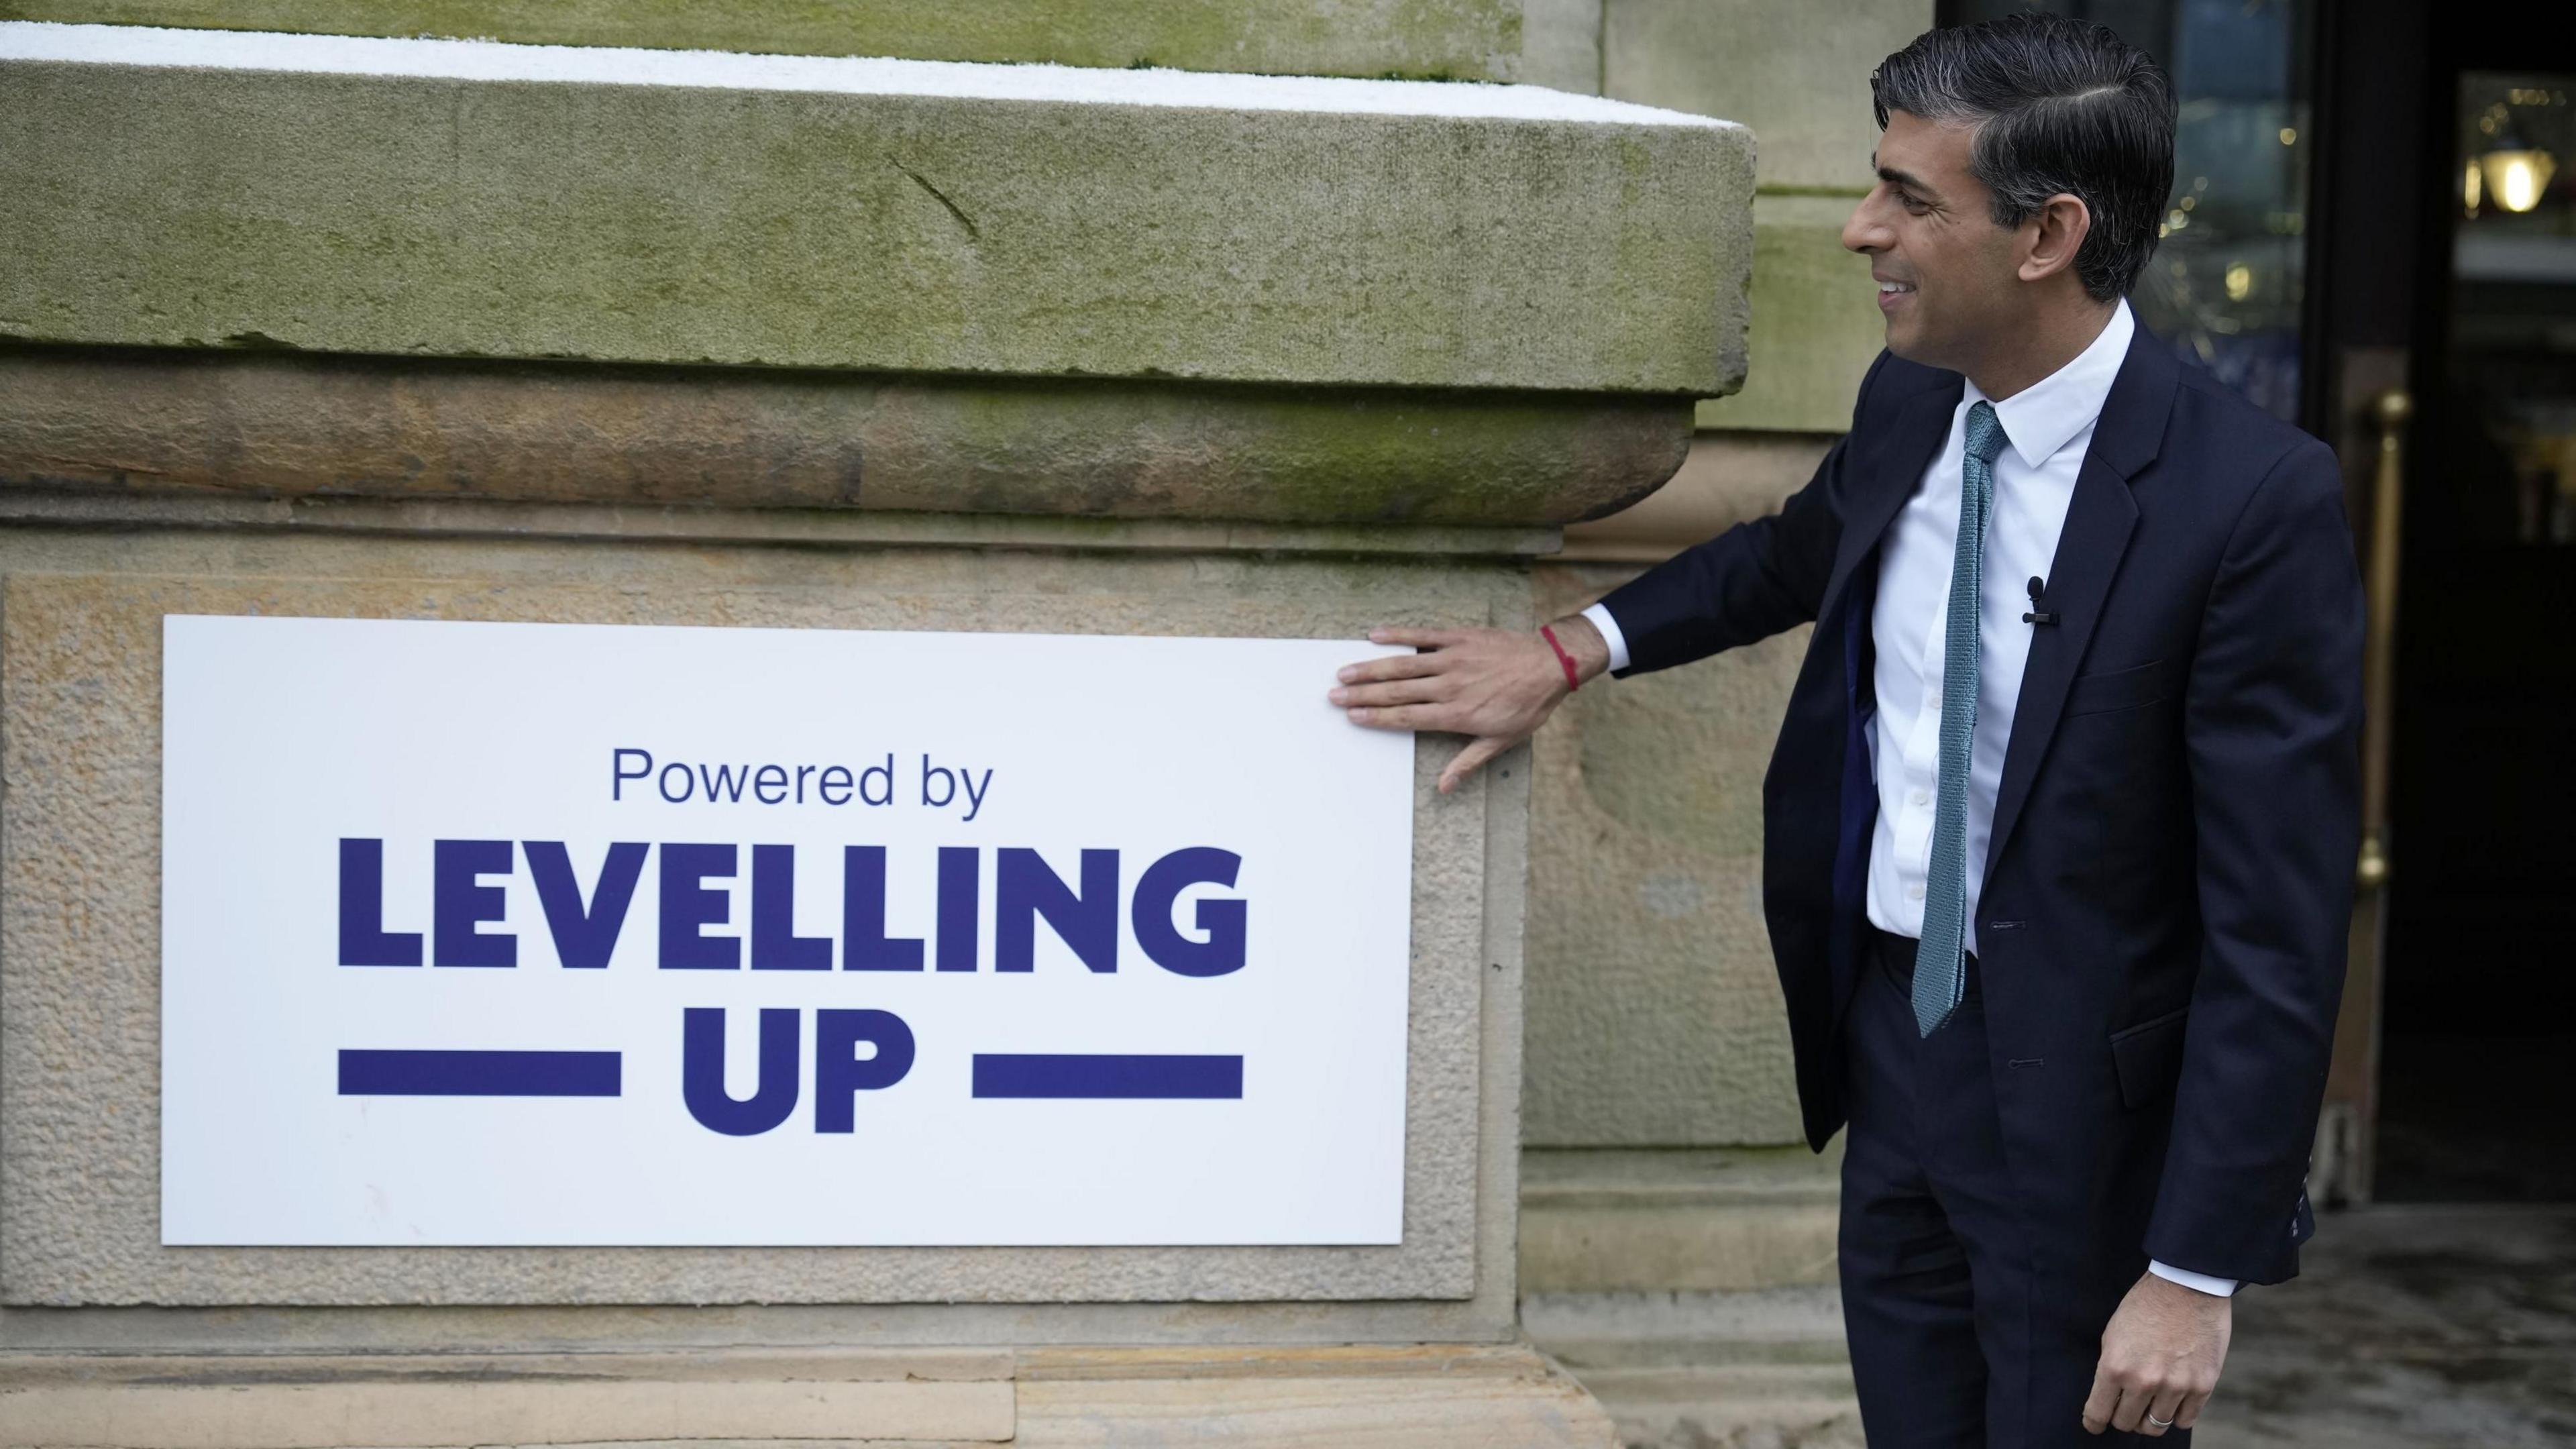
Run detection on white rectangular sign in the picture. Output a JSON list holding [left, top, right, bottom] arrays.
[[160, 615, 1415, 1246]]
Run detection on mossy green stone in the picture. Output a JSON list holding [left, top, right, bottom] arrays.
[[0, 54, 1752, 396], [0, 345, 1693, 525]]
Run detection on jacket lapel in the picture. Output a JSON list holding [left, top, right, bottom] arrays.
[[1821, 378, 1963, 623], [1980, 326, 2179, 895]]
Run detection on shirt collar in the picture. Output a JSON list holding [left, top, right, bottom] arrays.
[[1962, 298, 2134, 472]]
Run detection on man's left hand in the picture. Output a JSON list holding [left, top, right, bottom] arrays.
[[2083, 1270, 2231, 1436]]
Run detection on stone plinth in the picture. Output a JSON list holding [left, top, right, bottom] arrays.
[[0, 20, 1752, 524]]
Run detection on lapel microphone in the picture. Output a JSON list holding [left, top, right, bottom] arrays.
[[2023, 576, 2059, 627]]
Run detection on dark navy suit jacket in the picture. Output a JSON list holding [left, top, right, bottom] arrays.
[[1597, 324, 2363, 1286]]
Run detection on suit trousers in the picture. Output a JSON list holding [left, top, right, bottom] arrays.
[[1839, 927, 2179, 1448]]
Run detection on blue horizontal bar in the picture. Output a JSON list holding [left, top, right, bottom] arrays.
[[972, 1053, 1242, 1099], [338, 1049, 622, 1097]]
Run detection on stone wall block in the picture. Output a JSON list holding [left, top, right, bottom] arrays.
[[1695, 197, 1890, 434], [1538, 433, 1837, 1146], [1521, 554, 1809, 1147], [1599, 0, 1935, 433], [1603, 0, 1932, 191]]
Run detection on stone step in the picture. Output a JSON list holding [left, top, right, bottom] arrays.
[[1571, 1378, 1865, 1449], [1527, 1289, 1862, 1449], [0, 1344, 1619, 1448]]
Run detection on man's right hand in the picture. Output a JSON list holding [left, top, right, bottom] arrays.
[[1330, 616, 1610, 794]]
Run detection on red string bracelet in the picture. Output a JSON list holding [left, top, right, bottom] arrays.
[[1539, 624, 1582, 693]]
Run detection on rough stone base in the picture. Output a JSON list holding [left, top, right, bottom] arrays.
[[1519, 1152, 1860, 1449], [1520, 1147, 1842, 1295], [0, 1344, 1616, 1448]]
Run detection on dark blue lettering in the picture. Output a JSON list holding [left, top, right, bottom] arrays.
[[814, 1008, 916, 1132], [337, 837, 423, 967], [753, 765, 789, 805], [996, 848, 1119, 973], [433, 839, 517, 967], [657, 762, 694, 803], [842, 846, 924, 971], [861, 754, 894, 807], [921, 755, 955, 809], [612, 748, 652, 802], [659, 843, 739, 969], [1132, 847, 1246, 977], [524, 841, 647, 970], [750, 843, 830, 971], [819, 765, 855, 806], [680, 1006, 798, 1135], [936, 847, 979, 971], [698, 762, 751, 803]]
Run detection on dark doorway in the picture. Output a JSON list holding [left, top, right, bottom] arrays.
[[2371, 21, 2576, 1203]]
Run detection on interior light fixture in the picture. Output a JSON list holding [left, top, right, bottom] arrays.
[[2479, 148, 2557, 213]]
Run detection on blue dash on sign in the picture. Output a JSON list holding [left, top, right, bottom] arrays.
[[971, 1053, 1242, 1099], [337, 1049, 623, 1097]]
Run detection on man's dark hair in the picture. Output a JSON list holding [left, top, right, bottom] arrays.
[[1870, 14, 2176, 302]]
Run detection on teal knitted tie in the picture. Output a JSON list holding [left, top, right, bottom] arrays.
[[1915, 400, 2009, 1037]]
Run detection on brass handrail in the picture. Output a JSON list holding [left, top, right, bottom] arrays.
[[2355, 388, 2408, 892]]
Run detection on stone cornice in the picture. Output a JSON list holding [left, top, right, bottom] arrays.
[[0, 344, 1686, 527]]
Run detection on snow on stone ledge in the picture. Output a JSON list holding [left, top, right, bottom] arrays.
[[0, 20, 1739, 129]]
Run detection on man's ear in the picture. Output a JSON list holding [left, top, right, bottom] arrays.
[[2018, 193, 2094, 284]]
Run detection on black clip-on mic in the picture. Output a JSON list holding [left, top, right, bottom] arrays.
[[2022, 576, 2059, 627]]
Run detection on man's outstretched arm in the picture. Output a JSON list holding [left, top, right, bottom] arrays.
[[1328, 451, 1843, 794], [1331, 354, 1898, 792], [1330, 612, 1612, 794]]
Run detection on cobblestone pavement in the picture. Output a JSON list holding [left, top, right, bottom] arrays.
[[2196, 1204, 2576, 1449], [1536, 1204, 2575, 1448]]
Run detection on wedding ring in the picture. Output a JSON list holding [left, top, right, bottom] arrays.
[[2147, 1411, 2174, 1429]]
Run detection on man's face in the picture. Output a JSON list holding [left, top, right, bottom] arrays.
[[1842, 109, 2023, 372]]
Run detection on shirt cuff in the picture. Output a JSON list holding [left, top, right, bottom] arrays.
[[2148, 1260, 2241, 1297], [1579, 602, 1631, 675]]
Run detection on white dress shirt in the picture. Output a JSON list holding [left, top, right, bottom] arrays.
[[1860, 301, 2132, 959], [1582, 302, 2237, 1297]]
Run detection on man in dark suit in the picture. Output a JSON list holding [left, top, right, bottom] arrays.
[[1331, 14, 2361, 1446]]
